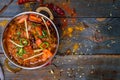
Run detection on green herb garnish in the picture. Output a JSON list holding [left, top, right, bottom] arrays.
[[40, 42, 49, 49], [20, 38, 28, 46], [17, 31, 21, 36], [17, 48, 26, 57], [42, 30, 47, 37], [38, 35, 44, 39], [38, 30, 47, 39]]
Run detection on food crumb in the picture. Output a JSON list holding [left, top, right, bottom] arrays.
[[62, 27, 74, 37], [73, 43, 79, 52], [111, 40, 116, 44], [23, 3, 33, 11], [0, 20, 9, 27], [60, 69, 64, 72], [79, 75, 82, 78], [68, 73, 71, 77], [75, 26, 85, 31], [82, 73, 85, 75], [97, 30, 101, 32], [107, 44, 111, 47], [68, 27, 73, 33], [113, 5, 118, 9], [67, 71, 70, 74], [90, 70, 94, 74], [67, 27, 73, 37], [108, 26, 112, 30], [95, 25, 99, 28], [80, 52, 83, 55], [76, 72, 78, 75], [68, 59, 71, 62], [66, 49, 72, 55], [50, 69, 54, 74], [67, 68, 71, 70], [110, 13, 112, 17]]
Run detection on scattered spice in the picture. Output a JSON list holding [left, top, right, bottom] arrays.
[[68, 27, 73, 37], [62, 23, 86, 38], [73, 43, 79, 52], [40, 3, 65, 16], [38, 1, 77, 32], [59, 3, 77, 17], [62, 27, 73, 37], [17, 0, 43, 5], [38, 3, 68, 29], [68, 27, 73, 33], [23, 3, 33, 11], [60, 18, 68, 30], [65, 49, 72, 55], [58, 2, 77, 24], [0, 20, 9, 27], [75, 26, 85, 31], [47, 3, 65, 16]]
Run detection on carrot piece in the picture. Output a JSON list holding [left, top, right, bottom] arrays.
[[36, 39, 42, 47], [42, 49, 53, 60], [30, 57, 38, 64], [44, 49, 52, 58], [23, 54, 29, 59], [24, 46, 34, 54], [35, 27, 42, 36], [17, 15, 28, 24], [41, 52, 48, 61], [23, 31, 28, 38], [46, 20, 51, 26], [29, 14, 42, 23]]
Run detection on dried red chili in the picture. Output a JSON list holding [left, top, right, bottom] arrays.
[[18, 0, 43, 5], [47, 3, 65, 16]]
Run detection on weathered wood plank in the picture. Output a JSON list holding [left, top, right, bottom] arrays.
[[0, 1, 120, 80], [1, 54, 120, 80], [0, 0, 120, 17]]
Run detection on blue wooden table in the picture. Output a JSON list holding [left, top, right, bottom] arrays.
[[0, 0, 120, 80]]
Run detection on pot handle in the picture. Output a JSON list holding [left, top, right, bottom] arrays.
[[4, 58, 22, 73], [36, 7, 54, 20]]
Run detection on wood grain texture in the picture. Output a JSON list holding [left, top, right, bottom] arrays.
[[0, 0, 120, 80], [1, 54, 120, 80], [0, 0, 120, 17]]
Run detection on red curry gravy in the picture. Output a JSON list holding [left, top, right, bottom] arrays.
[[3, 13, 58, 67]]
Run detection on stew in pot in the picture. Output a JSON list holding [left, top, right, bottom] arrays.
[[3, 13, 58, 67]]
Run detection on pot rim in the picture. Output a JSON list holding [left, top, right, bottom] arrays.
[[1, 11, 59, 70]]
